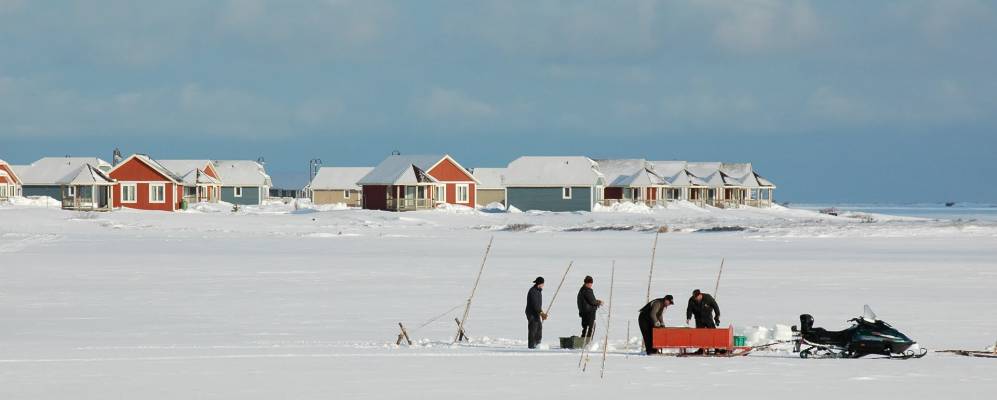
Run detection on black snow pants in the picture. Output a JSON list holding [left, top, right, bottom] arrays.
[[527, 315, 543, 349], [638, 313, 656, 355], [695, 317, 717, 329], [580, 311, 596, 341]]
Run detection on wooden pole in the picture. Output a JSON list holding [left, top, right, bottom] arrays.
[[454, 236, 494, 343], [645, 231, 660, 304], [625, 320, 631, 352], [600, 262, 616, 379], [544, 261, 574, 316], [396, 322, 413, 346], [713, 257, 725, 299], [642, 231, 660, 354]]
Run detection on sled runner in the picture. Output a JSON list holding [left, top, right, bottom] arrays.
[[937, 350, 997, 359]]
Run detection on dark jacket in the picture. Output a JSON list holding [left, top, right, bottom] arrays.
[[686, 293, 720, 322], [577, 286, 600, 315], [525, 285, 543, 318], [639, 298, 669, 326]]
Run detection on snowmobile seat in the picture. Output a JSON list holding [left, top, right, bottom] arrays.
[[799, 314, 853, 347]]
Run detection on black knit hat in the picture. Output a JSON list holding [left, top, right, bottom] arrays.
[[664, 295, 674, 304], [533, 276, 545, 284], [584, 276, 593, 284]]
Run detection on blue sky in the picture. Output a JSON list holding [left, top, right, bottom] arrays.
[[1, 1, 995, 202]]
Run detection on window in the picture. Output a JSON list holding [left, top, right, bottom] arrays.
[[435, 184, 446, 203], [562, 187, 572, 199], [456, 184, 469, 204], [150, 184, 166, 203], [67, 186, 76, 197], [121, 184, 137, 203], [344, 190, 351, 199], [234, 187, 243, 197]]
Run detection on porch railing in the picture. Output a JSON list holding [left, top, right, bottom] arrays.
[[386, 198, 434, 211]]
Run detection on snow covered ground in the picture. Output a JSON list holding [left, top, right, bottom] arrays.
[[1, 201, 996, 399]]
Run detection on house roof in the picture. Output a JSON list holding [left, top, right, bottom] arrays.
[[596, 159, 663, 187], [686, 162, 725, 188], [719, 162, 760, 188], [309, 167, 374, 190], [212, 160, 272, 187], [503, 156, 604, 187], [0, 159, 21, 185], [357, 154, 446, 185], [12, 157, 111, 185], [471, 168, 505, 189], [179, 169, 221, 186], [157, 160, 214, 178], [66, 164, 116, 186]]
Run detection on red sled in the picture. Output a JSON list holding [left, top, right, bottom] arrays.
[[652, 326, 752, 357]]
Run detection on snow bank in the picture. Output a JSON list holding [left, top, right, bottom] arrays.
[[3, 196, 60, 208], [478, 202, 506, 212], [433, 203, 480, 214], [593, 202, 653, 214]]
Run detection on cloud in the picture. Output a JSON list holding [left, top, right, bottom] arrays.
[[415, 87, 497, 120], [217, 0, 396, 58], [0, 75, 342, 138], [471, 0, 662, 61], [695, 0, 821, 54]]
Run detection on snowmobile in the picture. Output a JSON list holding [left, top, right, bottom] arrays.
[[792, 305, 927, 359]]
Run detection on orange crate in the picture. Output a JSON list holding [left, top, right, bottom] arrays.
[[651, 327, 733, 350]]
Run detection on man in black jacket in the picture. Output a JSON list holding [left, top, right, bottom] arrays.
[[686, 289, 721, 328], [576, 276, 603, 342], [525, 277, 547, 349], [638, 295, 674, 355]]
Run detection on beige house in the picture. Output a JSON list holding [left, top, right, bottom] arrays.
[[472, 167, 506, 207], [309, 167, 373, 207]]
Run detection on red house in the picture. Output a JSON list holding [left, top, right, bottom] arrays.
[[356, 154, 478, 211], [0, 159, 23, 200], [108, 154, 187, 211]]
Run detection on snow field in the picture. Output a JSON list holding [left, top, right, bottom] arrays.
[[0, 204, 995, 399]]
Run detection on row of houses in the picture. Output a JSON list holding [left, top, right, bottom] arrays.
[[0, 155, 272, 211], [308, 154, 776, 212]]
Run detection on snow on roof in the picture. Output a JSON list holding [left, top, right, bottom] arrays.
[[213, 160, 272, 187], [686, 162, 725, 188], [357, 154, 444, 185], [179, 169, 221, 186], [595, 159, 663, 187], [503, 156, 604, 187], [472, 168, 505, 189], [66, 164, 115, 185], [719, 162, 760, 188], [310, 167, 374, 190], [156, 160, 213, 178], [755, 173, 776, 187], [13, 157, 111, 185], [125, 155, 183, 183]]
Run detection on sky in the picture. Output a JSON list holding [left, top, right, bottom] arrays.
[[1, 0, 995, 203]]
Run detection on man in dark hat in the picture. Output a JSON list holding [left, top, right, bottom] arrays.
[[525, 277, 547, 349], [686, 289, 721, 328], [638, 294, 674, 355], [576, 276, 603, 343]]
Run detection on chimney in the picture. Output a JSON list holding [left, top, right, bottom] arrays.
[[112, 148, 123, 166]]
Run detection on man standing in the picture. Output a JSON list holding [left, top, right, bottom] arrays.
[[686, 289, 721, 328], [525, 277, 547, 349], [638, 294, 674, 355], [576, 276, 603, 342]]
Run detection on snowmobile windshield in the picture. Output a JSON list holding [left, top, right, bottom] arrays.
[[862, 305, 879, 322]]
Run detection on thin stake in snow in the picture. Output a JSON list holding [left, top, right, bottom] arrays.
[[544, 261, 574, 316], [645, 231, 660, 305], [454, 236, 493, 344], [642, 231, 659, 353], [396, 323, 413, 346], [713, 257, 725, 300], [600, 262, 616, 379]]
